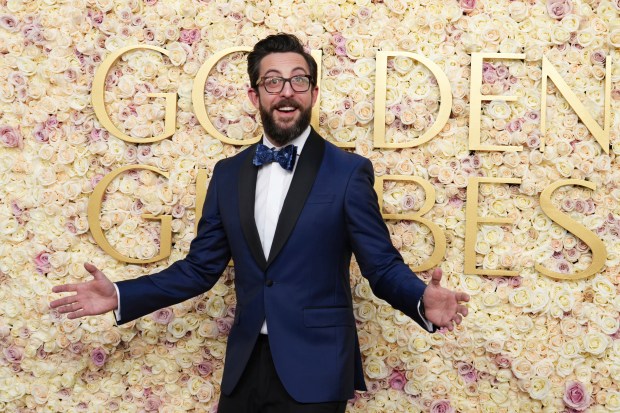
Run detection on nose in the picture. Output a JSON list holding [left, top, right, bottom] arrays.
[[279, 80, 295, 97]]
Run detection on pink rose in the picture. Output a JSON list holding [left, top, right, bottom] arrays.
[[22, 23, 44, 45], [0, 15, 19, 32], [152, 308, 174, 324], [457, 362, 478, 383], [506, 119, 523, 133], [401, 194, 416, 210], [460, 0, 476, 12], [496, 64, 509, 79], [508, 276, 522, 287], [547, 0, 573, 20], [335, 45, 347, 56], [4, 345, 24, 363], [563, 381, 590, 411], [69, 342, 84, 354], [90, 174, 104, 189], [216, 317, 233, 334], [388, 371, 406, 390], [180, 28, 201, 45], [525, 110, 540, 123], [91, 347, 107, 367], [590, 50, 606, 65], [358, 7, 371, 19], [197, 361, 213, 376], [494, 354, 511, 368], [87, 10, 104, 26], [144, 395, 161, 411], [430, 399, 455, 413], [33, 124, 49, 143], [482, 69, 498, 84], [332, 33, 346, 46], [448, 197, 463, 208], [34, 251, 51, 274], [0, 125, 23, 148]]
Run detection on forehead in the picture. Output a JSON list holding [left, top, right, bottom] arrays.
[[258, 52, 310, 76]]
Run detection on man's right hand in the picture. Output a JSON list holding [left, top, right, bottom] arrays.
[[50, 263, 118, 319]]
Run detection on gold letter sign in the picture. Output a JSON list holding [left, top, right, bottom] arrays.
[[374, 175, 446, 271], [88, 165, 172, 263], [536, 179, 606, 280], [469, 53, 525, 152], [93, 45, 177, 144], [540, 56, 611, 153], [465, 177, 521, 276], [374, 51, 452, 148]]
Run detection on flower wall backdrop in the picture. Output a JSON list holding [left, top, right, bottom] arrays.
[[1, 0, 620, 411]]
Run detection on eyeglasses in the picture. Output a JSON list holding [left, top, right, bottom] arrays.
[[257, 75, 313, 94]]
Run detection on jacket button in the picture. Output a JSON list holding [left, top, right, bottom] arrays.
[[265, 279, 274, 287]]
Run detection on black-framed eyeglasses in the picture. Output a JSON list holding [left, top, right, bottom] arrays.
[[257, 75, 313, 94]]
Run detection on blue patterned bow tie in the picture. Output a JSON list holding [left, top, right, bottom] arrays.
[[252, 143, 298, 171]]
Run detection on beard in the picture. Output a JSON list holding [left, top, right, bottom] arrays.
[[259, 99, 312, 146]]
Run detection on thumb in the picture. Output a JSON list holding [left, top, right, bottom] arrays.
[[84, 262, 106, 280], [430, 268, 443, 287]]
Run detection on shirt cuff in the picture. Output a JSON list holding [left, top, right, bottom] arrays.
[[113, 283, 121, 322], [417, 299, 434, 332]]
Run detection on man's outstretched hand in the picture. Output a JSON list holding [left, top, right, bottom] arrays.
[[422, 268, 469, 331], [50, 263, 118, 319]]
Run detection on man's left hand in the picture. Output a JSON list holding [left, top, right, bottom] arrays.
[[422, 268, 469, 331]]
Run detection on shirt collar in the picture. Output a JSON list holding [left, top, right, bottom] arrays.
[[261, 126, 311, 154]]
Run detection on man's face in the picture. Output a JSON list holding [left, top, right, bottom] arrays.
[[248, 52, 318, 146]]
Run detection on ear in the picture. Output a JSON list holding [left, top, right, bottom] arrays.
[[248, 87, 260, 109], [310, 85, 319, 107]]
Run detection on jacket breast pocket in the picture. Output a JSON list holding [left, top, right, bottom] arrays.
[[303, 306, 355, 328], [305, 194, 335, 204]]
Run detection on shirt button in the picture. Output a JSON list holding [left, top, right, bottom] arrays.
[[265, 279, 274, 287]]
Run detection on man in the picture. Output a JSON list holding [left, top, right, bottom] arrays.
[[51, 33, 469, 412]]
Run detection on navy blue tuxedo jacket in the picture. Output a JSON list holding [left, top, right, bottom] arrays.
[[116, 129, 432, 403]]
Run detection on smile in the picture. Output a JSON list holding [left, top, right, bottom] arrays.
[[276, 107, 297, 113]]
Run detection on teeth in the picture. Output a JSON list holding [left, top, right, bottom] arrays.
[[278, 107, 295, 111]]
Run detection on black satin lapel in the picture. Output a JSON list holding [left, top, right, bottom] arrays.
[[267, 130, 325, 266], [238, 145, 267, 270]]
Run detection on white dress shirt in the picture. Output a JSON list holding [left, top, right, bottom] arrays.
[[255, 127, 311, 334]]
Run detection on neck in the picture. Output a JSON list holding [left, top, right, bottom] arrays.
[[264, 135, 283, 148]]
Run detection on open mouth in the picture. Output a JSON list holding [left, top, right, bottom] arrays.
[[276, 106, 297, 113], [273, 100, 301, 115]]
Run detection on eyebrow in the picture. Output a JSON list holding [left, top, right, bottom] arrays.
[[262, 67, 308, 77]]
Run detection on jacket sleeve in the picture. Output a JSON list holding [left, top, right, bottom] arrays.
[[115, 161, 231, 324], [344, 158, 434, 332]]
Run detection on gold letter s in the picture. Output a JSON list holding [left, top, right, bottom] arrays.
[[537, 179, 607, 280]]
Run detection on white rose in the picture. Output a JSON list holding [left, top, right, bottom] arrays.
[[583, 331, 609, 356], [528, 376, 551, 400]]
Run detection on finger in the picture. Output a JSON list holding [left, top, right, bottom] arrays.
[[452, 314, 463, 325], [56, 301, 83, 314], [456, 292, 470, 302], [67, 308, 89, 319], [430, 268, 443, 286], [457, 305, 468, 317], [444, 320, 454, 331], [49, 295, 78, 309], [52, 284, 78, 294], [84, 262, 100, 276], [84, 262, 107, 281]]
